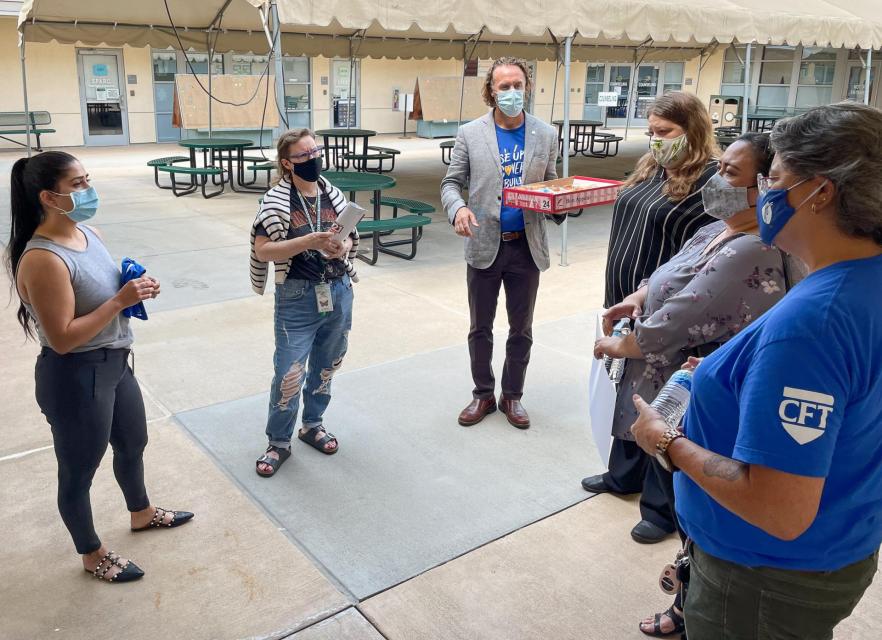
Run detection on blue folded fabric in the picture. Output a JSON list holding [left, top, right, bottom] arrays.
[[120, 257, 148, 320]]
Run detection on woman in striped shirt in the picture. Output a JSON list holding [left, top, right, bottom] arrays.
[[582, 92, 719, 544], [250, 129, 357, 477]]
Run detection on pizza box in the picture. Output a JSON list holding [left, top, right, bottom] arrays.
[[503, 176, 623, 214]]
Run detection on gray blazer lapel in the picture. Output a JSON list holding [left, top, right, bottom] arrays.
[[481, 112, 503, 174], [523, 114, 538, 177]]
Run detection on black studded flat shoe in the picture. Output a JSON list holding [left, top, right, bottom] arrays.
[[131, 506, 194, 532], [85, 550, 144, 583]]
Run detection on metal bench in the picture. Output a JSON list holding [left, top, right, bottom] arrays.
[[366, 145, 400, 171], [0, 111, 56, 151], [356, 215, 432, 264], [370, 196, 435, 241], [147, 156, 191, 190], [156, 165, 226, 198], [243, 161, 275, 189], [342, 152, 395, 174], [590, 132, 623, 157], [440, 139, 455, 165]]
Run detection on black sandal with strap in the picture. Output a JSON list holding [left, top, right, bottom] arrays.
[[298, 425, 338, 455], [640, 605, 686, 638], [84, 550, 144, 583], [256, 445, 292, 477], [131, 506, 194, 531]]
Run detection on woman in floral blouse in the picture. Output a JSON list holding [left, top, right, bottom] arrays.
[[592, 132, 792, 638]]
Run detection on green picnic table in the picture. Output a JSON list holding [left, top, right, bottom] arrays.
[[314, 128, 377, 171], [177, 138, 262, 194]]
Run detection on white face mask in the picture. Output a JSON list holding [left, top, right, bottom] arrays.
[[649, 133, 688, 168], [700, 173, 751, 220]]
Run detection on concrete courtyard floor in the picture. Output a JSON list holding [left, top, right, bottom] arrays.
[[1, 134, 879, 639]]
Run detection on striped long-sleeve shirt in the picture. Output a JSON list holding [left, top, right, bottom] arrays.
[[604, 161, 718, 308], [250, 176, 359, 295]]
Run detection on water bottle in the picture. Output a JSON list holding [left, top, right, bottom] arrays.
[[650, 370, 694, 428], [604, 319, 631, 383]]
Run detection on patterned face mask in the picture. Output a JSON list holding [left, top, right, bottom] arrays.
[[649, 133, 688, 168]]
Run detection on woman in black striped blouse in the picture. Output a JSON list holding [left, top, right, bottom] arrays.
[[582, 92, 719, 544]]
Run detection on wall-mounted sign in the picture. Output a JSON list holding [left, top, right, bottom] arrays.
[[597, 91, 618, 106]]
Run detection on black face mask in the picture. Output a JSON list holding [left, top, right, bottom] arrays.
[[291, 157, 322, 182]]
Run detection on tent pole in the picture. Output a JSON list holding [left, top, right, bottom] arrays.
[[560, 36, 572, 267], [207, 28, 214, 139], [742, 42, 752, 134], [865, 48, 874, 105], [623, 49, 638, 141], [550, 46, 560, 123], [270, 0, 286, 141], [19, 25, 32, 158]]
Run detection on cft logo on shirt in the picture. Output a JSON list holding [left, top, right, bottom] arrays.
[[778, 387, 835, 445]]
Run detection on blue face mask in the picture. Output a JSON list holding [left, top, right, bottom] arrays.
[[756, 176, 826, 246], [49, 186, 99, 223], [496, 89, 525, 118]]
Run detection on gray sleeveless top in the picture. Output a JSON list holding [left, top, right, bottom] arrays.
[[22, 225, 133, 352]]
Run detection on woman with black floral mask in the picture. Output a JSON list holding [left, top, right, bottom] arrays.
[[249, 129, 359, 477]]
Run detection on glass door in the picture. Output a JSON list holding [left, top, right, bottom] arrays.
[[633, 64, 661, 121], [330, 60, 360, 127], [844, 62, 881, 106], [77, 50, 129, 146], [583, 64, 606, 121], [606, 65, 631, 126], [283, 57, 312, 128]]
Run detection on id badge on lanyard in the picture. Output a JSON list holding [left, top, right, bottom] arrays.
[[291, 183, 334, 314]]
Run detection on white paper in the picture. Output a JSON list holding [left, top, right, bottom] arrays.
[[598, 91, 618, 106], [588, 314, 617, 469], [330, 202, 366, 243]]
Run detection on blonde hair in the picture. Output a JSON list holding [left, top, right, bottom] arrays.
[[482, 57, 533, 109], [622, 91, 719, 201], [274, 127, 315, 184]]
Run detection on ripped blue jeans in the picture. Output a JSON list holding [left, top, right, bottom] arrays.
[[265, 276, 353, 448]]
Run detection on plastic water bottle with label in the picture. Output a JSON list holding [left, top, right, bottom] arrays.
[[604, 318, 631, 384], [650, 370, 694, 428]]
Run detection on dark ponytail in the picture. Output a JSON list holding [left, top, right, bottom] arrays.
[[5, 151, 78, 336]]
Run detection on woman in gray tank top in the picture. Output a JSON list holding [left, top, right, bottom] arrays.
[[7, 151, 193, 583]]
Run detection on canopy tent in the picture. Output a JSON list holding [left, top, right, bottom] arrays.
[[16, 0, 882, 262]]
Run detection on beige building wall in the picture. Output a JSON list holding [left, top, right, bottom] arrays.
[[532, 60, 586, 124], [122, 45, 156, 144], [690, 48, 727, 109], [0, 17, 84, 149]]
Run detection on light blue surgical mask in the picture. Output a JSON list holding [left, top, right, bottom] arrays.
[[496, 89, 525, 118], [756, 174, 827, 246], [49, 186, 99, 223]]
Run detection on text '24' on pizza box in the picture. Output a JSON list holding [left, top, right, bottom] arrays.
[[503, 176, 623, 214]]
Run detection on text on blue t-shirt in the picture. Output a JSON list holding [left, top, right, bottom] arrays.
[[496, 122, 526, 232]]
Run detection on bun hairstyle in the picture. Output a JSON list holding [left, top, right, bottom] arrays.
[[771, 102, 882, 245]]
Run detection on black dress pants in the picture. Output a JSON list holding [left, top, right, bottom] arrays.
[[35, 347, 150, 554], [466, 236, 540, 401], [603, 437, 676, 533]]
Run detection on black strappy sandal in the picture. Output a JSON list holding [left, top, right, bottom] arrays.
[[131, 506, 194, 531], [256, 445, 292, 477], [298, 425, 338, 455], [85, 550, 144, 583], [640, 605, 685, 638]]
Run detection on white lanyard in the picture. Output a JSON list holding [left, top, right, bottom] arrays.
[[296, 190, 321, 233]]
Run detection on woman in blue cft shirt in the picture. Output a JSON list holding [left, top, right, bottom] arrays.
[[630, 103, 882, 639]]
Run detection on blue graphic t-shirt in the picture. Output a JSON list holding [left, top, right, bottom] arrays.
[[496, 123, 526, 232], [676, 253, 882, 571]]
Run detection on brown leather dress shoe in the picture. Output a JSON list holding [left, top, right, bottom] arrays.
[[499, 397, 530, 429], [458, 397, 497, 426]]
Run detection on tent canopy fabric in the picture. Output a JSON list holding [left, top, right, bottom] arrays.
[[271, 0, 882, 50], [18, 0, 882, 59]]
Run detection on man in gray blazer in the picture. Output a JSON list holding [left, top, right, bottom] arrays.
[[441, 56, 562, 429]]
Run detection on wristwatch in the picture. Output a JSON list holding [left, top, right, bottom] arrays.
[[656, 427, 686, 472]]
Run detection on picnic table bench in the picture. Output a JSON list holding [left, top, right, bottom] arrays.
[[0, 111, 55, 151]]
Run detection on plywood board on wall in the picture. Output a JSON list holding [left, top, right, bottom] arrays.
[[173, 74, 279, 129], [411, 76, 486, 122]]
